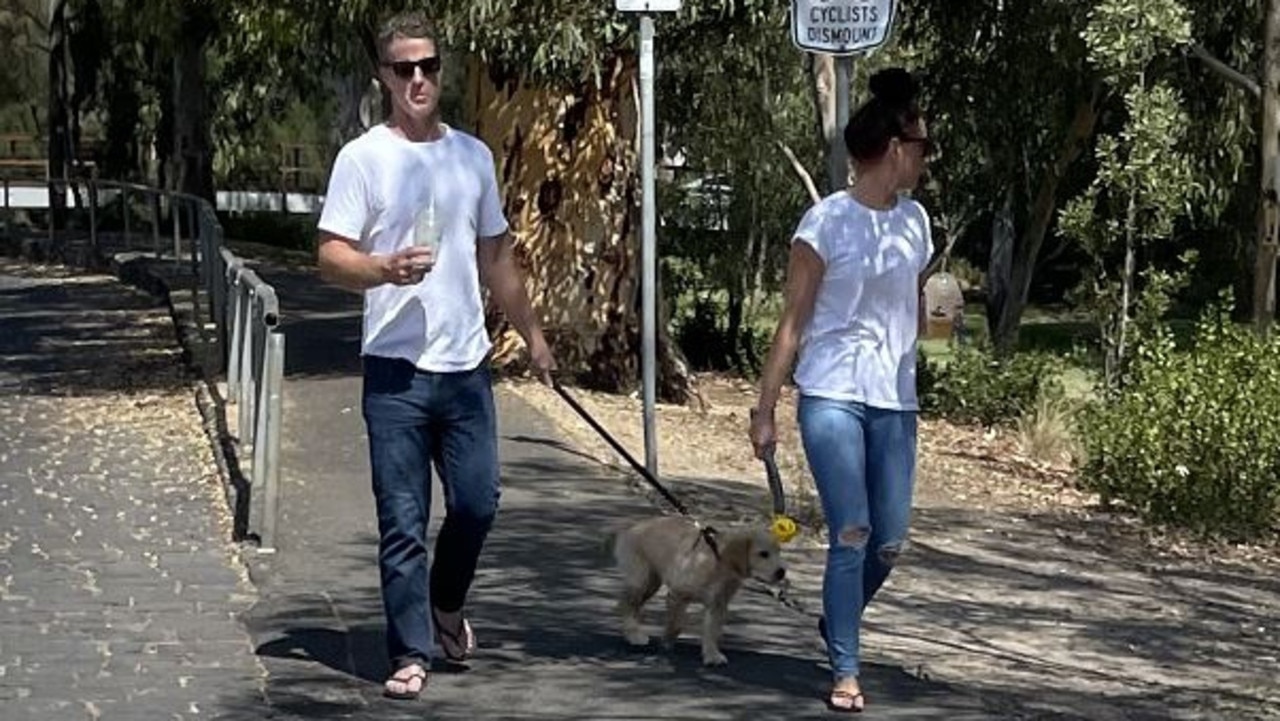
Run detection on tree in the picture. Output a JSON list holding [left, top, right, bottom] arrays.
[[1188, 0, 1280, 328], [1059, 0, 1195, 388], [657, 6, 820, 374]]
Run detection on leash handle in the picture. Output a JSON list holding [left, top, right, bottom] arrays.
[[750, 408, 786, 516], [751, 408, 799, 544], [763, 454, 787, 517]]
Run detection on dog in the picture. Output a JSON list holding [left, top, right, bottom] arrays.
[[606, 515, 787, 666]]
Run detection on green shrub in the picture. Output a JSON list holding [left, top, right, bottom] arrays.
[[918, 343, 1064, 427], [1079, 299, 1280, 540]]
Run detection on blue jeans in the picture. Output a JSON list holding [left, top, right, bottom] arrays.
[[797, 395, 917, 681], [362, 355, 501, 669]]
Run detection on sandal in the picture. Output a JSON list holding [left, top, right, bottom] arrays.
[[383, 663, 428, 700], [828, 687, 865, 713], [432, 606, 476, 662]]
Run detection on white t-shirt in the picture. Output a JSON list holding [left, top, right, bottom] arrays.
[[317, 123, 509, 372], [792, 191, 933, 411]]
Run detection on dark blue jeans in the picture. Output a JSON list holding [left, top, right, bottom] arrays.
[[362, 355, 501, 669]]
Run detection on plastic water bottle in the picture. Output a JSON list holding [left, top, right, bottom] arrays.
[[413, 197, 442, 252]]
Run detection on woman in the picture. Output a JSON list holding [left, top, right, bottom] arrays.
[[749, 67, 935, 713]]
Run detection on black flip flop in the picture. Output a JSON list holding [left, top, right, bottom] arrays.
[[828, 688, 865, 713], [432, 606, 475, 662]]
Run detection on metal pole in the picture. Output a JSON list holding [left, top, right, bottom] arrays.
[[151, 191, 161, 256], [123, 186, 131, 249], [257, 331, 285, 552], [639, 14, 658, 478], [46, 180, 55, 252], [829, 54, 853, 191], [228, 276, 244, 397], [170, 192, 181, 259], [88, 180, 98, 262]]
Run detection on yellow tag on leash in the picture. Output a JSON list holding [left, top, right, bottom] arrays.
[[770, 515, 798, 544]]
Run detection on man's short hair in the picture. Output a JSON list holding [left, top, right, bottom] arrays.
[[376, 11, 438, 61]]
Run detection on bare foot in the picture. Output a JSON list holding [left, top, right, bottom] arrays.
[[828, 678, 864, 713], [384, 663, 428, 700]]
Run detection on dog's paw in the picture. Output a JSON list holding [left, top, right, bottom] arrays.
[[701, 648, 728, 666], [624, 630, 651, 646]]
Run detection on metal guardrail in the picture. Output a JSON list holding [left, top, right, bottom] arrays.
[[1, 177, 284, 551]]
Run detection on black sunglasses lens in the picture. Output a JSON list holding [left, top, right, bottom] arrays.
[[391, 57, 441, 79]]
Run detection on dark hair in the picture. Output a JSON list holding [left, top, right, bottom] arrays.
[[376, 11, 438, 62], [843, 68, 922, 163]]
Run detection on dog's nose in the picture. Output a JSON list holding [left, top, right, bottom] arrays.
[[774, 568, 786, 582]]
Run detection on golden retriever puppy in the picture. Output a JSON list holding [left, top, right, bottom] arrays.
[[608, 515, 786, 666]]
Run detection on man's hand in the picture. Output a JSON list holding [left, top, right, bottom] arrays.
[[528, 335, 557, 386], [380, 246, 435, 286]]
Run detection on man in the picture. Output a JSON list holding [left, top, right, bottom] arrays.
[[315, 10, 555, 700]]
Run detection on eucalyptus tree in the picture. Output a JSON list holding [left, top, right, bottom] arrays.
[[1186, 0, 1280, 327]]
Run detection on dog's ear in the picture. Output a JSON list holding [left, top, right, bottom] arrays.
[[721, 534, 753, 578]]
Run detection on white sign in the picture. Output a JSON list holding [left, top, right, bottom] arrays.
[[616, 0, 681, 11], [791, 0, 897, 55]]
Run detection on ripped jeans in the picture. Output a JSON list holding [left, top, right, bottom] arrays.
[[797, 395, 917, 681]]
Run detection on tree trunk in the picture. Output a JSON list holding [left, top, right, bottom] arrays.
[[168, 13, 213, 202], [1254, 0, 1280, 330], [46, 0, 70, 252], [467, 55, 692, 403], [989, 88, 1101, 353], [808, 53, 840, 194], [1112, 190, 1138, 388], [986, 186, 1016, 340]]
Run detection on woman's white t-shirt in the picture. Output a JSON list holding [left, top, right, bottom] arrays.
[[317, 124, 509, 372], [792, 191, 933, 411]]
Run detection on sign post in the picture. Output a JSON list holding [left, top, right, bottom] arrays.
[[617, 0, 680, 478], [790, 0, 898, 189]]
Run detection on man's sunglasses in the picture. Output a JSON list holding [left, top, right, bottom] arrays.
[[382, 56, 442, 79], [899, 135, 936, 157]]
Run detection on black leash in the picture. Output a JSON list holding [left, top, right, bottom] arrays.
[[550, 379, 720, 557]]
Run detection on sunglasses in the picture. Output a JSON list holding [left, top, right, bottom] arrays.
[[899, 135, 936, 157], [382, 56, 442, 79]]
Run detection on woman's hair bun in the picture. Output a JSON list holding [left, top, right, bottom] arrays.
[[868, 67, 918, 107]]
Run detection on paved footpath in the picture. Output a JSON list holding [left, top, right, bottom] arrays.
[[0, 258, 266, 720]]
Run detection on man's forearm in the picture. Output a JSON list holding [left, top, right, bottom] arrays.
[[318, 240, 386, 292], [489, 263, 544, 345]]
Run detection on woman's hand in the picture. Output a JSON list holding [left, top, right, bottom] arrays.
[[749, 407, 777, 461]]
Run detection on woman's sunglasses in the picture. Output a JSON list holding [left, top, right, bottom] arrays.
[[899, 135, 936, 157], [382, 56, 442, 79]]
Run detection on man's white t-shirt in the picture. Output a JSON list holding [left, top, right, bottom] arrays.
[[317, 123, 508, 372], [792, 191, 933, 411]]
